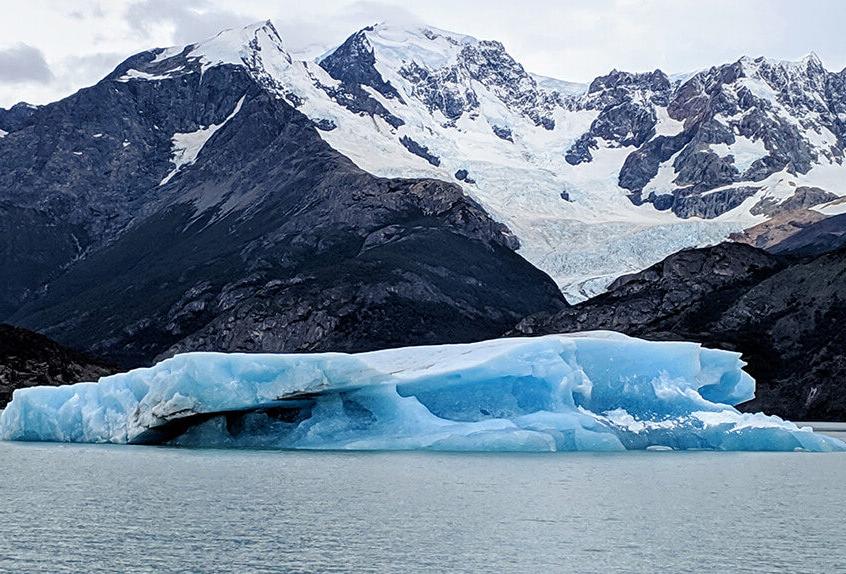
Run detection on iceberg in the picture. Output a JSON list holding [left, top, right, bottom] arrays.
[[1, 332, 843, 452]]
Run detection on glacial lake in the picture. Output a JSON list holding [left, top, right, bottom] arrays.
[[1, 442, 845, 573]]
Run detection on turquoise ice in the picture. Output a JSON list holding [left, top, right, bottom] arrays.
[[1, 332, 843, 452]]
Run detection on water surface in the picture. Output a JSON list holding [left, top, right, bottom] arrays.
[[1, 443, 844, 573]]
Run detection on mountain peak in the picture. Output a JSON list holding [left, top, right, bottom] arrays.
[[343, 22, 479, 70], [800, 51, 822, 65], [737, 52, 827, 76], [186, 19, 288, 69]]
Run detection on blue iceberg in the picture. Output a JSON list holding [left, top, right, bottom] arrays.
[[1, 332, 843, 452]]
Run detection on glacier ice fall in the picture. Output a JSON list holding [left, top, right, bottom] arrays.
[[1, 332, 843, 452]]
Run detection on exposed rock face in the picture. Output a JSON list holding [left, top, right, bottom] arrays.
[[458, 40, 557, 129], [565, 70, 671, 165], [513, 242, 846, 420], [750, 186, 839, 216], [318, 27, 406, 128], [515, 243, 781, 338], [395, 31, 558, 129], [400, 135, 441, 166], [768, 213, 846, 256], [672, 186, 759, 219], [0, 102, 38, 132], [730, 208, 828, 250], [717, 249, 846, 419], [606, 55, 846, 218], [491, 125, 513, 142], [0, 324, 115, 407], [618, 132, 692, 194], [3, 47, 564, 367], [564, 55, 846, 220]]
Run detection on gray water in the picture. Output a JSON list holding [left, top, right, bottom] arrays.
[[1, 443, 845, 573]]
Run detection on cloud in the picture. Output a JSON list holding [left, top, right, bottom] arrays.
[[125, 0, 254, 45], [341, 1, 421, 26], [62, 52, 127, 84], [68, 3, 105, 20], [0, 43, 53, 84], [272, 1, 424, 59]]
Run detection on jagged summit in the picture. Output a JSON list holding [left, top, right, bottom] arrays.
[[187, 20, 288, 67], [737, 51, 824, 71], [138, 19, 291, 75]]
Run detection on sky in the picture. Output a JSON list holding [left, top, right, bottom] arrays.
[[2, 0, 846, 107]]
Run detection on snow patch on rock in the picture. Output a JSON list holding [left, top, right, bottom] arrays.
[[160, 95, 245, 186]]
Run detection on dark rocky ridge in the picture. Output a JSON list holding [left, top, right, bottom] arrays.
[[513, 242, 846, 420], [318, 27, 406, 129], [399, 135, 441, 166], [768, 212, 846, 256], [750, 186, 839, 217], [0, 324, 116, 407], [566, 70, 672, 165]]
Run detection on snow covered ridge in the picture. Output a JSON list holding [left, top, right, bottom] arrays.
[[2, 332, 843, 452], [113, 20, 846, 301]]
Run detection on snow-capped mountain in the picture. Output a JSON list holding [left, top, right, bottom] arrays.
[[2, 19, 846, 364], [0, 20, 566, 365], [105, 20, 846, 300]]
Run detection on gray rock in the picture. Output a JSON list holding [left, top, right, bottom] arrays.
[[672, 186, 759, 219], [0, 324, 115, 407], [400, 136, 441, 166], [491, 125, 513, 142], [750, 186, 839, 216], [318, 27, 406, 129]]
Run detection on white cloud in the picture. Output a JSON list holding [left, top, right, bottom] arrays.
[[125, 0, 254, 45], [1, 0, 845, 107]]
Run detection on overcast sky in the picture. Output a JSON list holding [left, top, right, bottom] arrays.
[[2, 0, 845, 107]]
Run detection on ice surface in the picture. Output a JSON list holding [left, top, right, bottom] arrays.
[[2, 332, 843, 452]]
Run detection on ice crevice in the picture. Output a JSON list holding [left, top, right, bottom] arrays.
[[1, 332, 843, 452]]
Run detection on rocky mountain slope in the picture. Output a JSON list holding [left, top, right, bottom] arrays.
[[0, 23, 565, 366], [513, 240, 846, 420], [0, 324, 115, 407]]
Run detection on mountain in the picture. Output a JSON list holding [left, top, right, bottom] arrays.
[[2, 19, 845, 368], [513, 242, 846, 420], [0, 324, 115, 407], [1, 22, 565, 366], [162, 22, 842, 301]]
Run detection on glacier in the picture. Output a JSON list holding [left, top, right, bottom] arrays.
[[1, 332, 843, 452]]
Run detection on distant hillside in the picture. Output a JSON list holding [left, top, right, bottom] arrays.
[[0, 324, 116, 407]]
